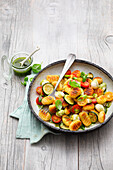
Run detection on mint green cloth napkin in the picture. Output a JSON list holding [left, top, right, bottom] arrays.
[[10, 74, 59, 144]]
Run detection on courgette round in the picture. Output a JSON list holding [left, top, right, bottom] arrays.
[[42, 83, 54, 95], [60, 123, 69, 130], [89, 111, 98, 123], [64, 95, 74, 105]]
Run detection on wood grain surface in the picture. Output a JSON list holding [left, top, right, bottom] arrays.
[[0, 0, 113, 170]]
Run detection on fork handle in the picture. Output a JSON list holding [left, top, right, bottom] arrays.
[[54, 53, 76, 91]]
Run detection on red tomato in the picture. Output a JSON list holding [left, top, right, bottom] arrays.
[[52, 115, 62, 123], [65, 69, 71, 75], [72, 104, 82, 114], [67, 81, 71, 87], [72, 70, 81, 77], [36, 96, 42, 105], [92, 98, 97, 104], [81, 81, 89, 88], [36, 86, 44, 95]]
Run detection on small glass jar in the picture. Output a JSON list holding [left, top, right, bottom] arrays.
[[11, 52, 33, 76], [1, 52, 33, 81]]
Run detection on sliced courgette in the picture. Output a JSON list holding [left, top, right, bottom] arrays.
[[99, 83, 107, 92], [42, 83, 54, 95], [64, 95, 74, 105], [60, 123, 69, 130], [89, 111, 98, 123], [87, 72, 94, 79]]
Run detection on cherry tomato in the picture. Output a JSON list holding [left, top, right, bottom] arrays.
[[65, 69, 71, 75], [92, 98, 97, 104], [81, 81, 89, 88], [36, 96, 42, 105], [72, 104, 82, 114], [36, 86, 44, 96], [72, 70, 81, 77], [52, 115, 62, 123]]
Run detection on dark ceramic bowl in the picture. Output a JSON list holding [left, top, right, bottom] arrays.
[[28, 59, 113, 133]]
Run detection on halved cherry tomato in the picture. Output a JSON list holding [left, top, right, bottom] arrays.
[[92, 98, 97, 104], [65, 69, 71, 75], [36, 96, 42, 105], [52, 115, 62, 123], [81, 81, 89, 88], [72, 104, 82, 114], [36, 86, 44, 96], [72, 70, 81, 77]]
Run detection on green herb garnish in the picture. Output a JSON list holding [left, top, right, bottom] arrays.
[[80, 72, 88, 82], [104, 107, 107, 114], [80, 124, 85, 130], [73, 77, 78, 80], [21, 81, 27, 86], [24, 76, 28, 81], [69, 80, 81, 88], [30, 77, 33, 82], [32, 64, 41, 73], [39, 95, 42, 103], [64, 75, 70, 78], [77, 95, 87, 101], [93, 93, 98, 98], [55, 99, 62, 110]]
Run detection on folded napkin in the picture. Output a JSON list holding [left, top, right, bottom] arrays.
[[10, 74, 59, 144]]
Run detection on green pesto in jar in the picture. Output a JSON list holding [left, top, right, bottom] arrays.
[[12, 57, 32, 76]]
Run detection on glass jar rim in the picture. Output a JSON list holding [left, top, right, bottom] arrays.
[[11, 52, 33, 69]]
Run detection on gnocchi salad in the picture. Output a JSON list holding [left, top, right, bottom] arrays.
[[35, 69, 113, 131]]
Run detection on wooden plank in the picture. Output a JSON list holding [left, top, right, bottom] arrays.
[[24, 1, 79, 170], [0, 0, 32, 170], [78, 0, 113, 170], [24, 134, 78, 170]]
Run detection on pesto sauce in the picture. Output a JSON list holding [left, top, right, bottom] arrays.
[[12, 57, 32, 76], [12, 57, 30, 68]]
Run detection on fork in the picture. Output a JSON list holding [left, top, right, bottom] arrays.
[[40, 53, 76, 113]]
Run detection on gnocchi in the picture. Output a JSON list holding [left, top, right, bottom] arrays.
[[35, 69, 113, 131]]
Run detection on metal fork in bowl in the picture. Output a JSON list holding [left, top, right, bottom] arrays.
[[40, 53, 76, 113]]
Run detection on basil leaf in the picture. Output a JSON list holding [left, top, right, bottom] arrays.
[[30, 77, 33, 82], [104, 107, 107, 114], [39, 95, 42, 102], [69, 80, 81, 88], [81, 72, 85, 77], [73, 77, 78, 80], [77, 95, 87, 101], [24, 76, 28, 81], [80, 124, 85, 130], [80, 72, 88, 82], [21, 81, 27, 86], [32, 64, 41, 73], [55, 99, 62, 110]]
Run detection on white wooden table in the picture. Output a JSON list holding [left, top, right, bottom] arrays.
[[1, 0, 113, 169]]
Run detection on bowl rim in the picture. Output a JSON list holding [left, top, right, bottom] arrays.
[[28, 59, 113, 133]]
